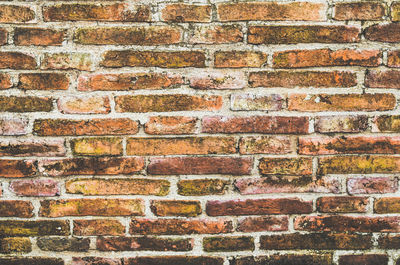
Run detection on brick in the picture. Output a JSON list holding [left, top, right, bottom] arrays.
[[0, 29, 6, 45], [127, 137, 236, 155], [14, 28, 66, 46], [239, 136, 291, 154], [348, 177, 398, 194], [0, 220, 70, 236], [259, 157, 313, 176], [101, 51, 205, 68], [125, 257, 224, 265], [374, 197, 400, 213], [236, 216, 288, 232], [188, 70, 246, 90], [0, 237, 31, 253], [73, 219, 125, 236], [231, 94, 285, 111], [115, 95, 221, 112], [71, 137, 122, 156], [40, 199, 144, 217], [0, 73, 11, 89], [273, 49, 381, 68], [206, 198, 312, 216], [339, 255, 388, 265], [288, 93, 396, 112], [0, 139, 65, 157], [248, 25, 360, 44], [0, 5, 35, 23], [74, 26, 181, 45], [148, 157, 253, 175], [388, 51, 400, 67], [97, 237, 193, 252], [0, 201, 33, 218], [365, 23, 400, 42], [393, 2, 400, 21], [294, 215, 400, 232], [231, 255, 333, 265], [41, 52, 93, 71], [43, 4, 150, 22], [0, 118, 28, 135], [66, 178, 169, 196], [365, 70, 400, 88], [373, 115, 400, 132], [151, 200, 201, 217], [0, 258, 63, 265], [188, 25, 243, 44], [39, 157, 144, 176], [202, 116, 309, 134], [34, 118, 138, 136], [37, 237, 89, 252], [203, 236, 254, 252], [10, 179, 60, 197], [78, 73, 183, 91], [318, 156, 400, 175], [235, 176, 340, 194], [334, 2, 386, 20], [300, 135, 400, 155], [178, 179, 229, 196], [145, 116, 197, 135], [161, 4, 211, 22], [315, 115, 368, 133], [261, 233, 372, 250], [214, 51, 268, 68], [19, 73, 69, 90], [249, 71, 357, 88], [217, 2, 325, 21], [0, 52, 36, 69], [130, 218, 233, 235], [57, 96, 110, 114], [378, 234, 400, 249], [317, 196, 368, 213], [73, 257, 120, 265], [0, 160, 36, 178]]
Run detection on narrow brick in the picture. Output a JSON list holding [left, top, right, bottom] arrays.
[[41, 52, 93, 71], [365, 23, 400, 42], [72, 257, 120, 265], [374, 115, 400, 132], [97, 237, 193, 252], [231, 255, 333, 265], [0, 118, 28, 135], [365, 70, 400, 88], [14, 28, 66, 46], [259, 157, 313, 176], [0, 52, 36, 69], [73, 219, 125, 236], [239, 136, 292, 154], [203, 236, 254, 252], [37, 237, 89, 252], [214, 51, 267, 68], [161, 4, 211, 22], [315, 115, 368, 133], [0, 139, 65, 157], [19, 73, 69, 90], [317, 196, 368, 213], [334, 2, 386, 20], [188, 25, 243, 44], [0, 238, 31, 254], [0, 5, 35, 23], [231, 94, 286, 111], [188, 70, 246, 90], [348, 177, 398, 194], [374, 197, 400, 213], [393, 2, 400, 21], [151, 200, 201, 217], [10, 179, 60, 197], [0, 201, 33, 218], [125, 257, 223, 265], [57, 96, 110, 114], [0, 73, 12, 89], [0, 160, 36, 178], [0, 258, 63, 265], [71, 137, 122, 156], [237, 216, 288, 232], [0, 220, 69, 236], [378, 234, 400, 249], [0, 29, 6, 45], [339, 255, 388, 265], [388, 51, 400, 67], [178, 179, 229, 196], [145, 116, 197, 135]]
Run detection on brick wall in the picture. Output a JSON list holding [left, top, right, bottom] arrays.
[[0, 1, 400, 265]]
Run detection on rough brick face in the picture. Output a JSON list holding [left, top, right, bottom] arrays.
[[1, 0, 399, 263]]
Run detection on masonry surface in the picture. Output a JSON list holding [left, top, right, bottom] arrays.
[[1, 0, 400, 264]]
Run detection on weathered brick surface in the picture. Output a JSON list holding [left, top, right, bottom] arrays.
[[1, 0, 399, 263]]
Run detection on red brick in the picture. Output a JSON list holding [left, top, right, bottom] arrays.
[[203, 236, 254, 252], [202, 116, 309, 134], [231, 94, 286, 111], [373, 115, 400, 132], [57, 96, 110, 114], [115, 95, 221, 112], [78, 73, 183, 91], [161, 4, 211, 22], [39, 157, 144, 176], [294, 215, 400, 232], [334, 2, 386, 20], [41, 52, 93, 71], [97, 237, 193, 252], [73, 257, 121, 265], [378, 234, 400, 249], [188, 70, 246, 90], [214, 51, 267, 68], [124, 257, 224, 265], [366, 70, 400, 88], [236, 216, 289, 232], [217, 2, 326, 21], [73, 219, 125, 236], [249, 71, 357, 88], [0, 159, 36, 178], [365, 23, 400, 42], [0, 118, 28, 135], [10, 179, 60, 197], [66, 178, 169, 196], [151, 200, 201, 217], [0, 220, 69, 237], [0, 258, 63, 265], [34, 118, 138, 136], [19, 73, 69, 90], [71, 137, 122, 156], [0, 29, 6, 45], [248, 25, 360, 44], [0, 96, 52, 112], [101, 51, 205, 68], [130, 218, 233, 235], [0, 5, 35, 23], [127, 137, 236, 155], [0, 73, 12, 89], [259, 157, 313, 175], [206, 198, 312, 216], [148, 157, 253, 175], [339, 255, 388, 265], [14, 28, 66, 46], [374, 197, 400, 213], [0, 139, 65, 157], [348, 177, 398, 194], [315, 115, 368, 133], [40, 199, 144, 217], [188, 25, 243, 44], [0, 201, 33, 218], [388, 51, 400, 67], [231, 255, 333, 265], [74, 26, 181, 45], [273, 49, 381, 68], [177, 179, 229, 196], [43, 4, 150, 22], [0, 52, 36, 69], [316, 196, 368, 213], [145, 116, 197, 135], [288, 93, 396, 112], [239, 136, 292, 154]]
